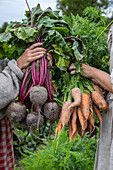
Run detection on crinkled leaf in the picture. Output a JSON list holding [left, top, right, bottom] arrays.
[[72, 44, 84, 61], [0, 32, 12, 42], [10, 27, 37, 42]]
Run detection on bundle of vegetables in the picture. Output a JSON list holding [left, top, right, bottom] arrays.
[[0, 1, 109, 142], [0, 1, 85, 141], [55, 72, 109, 142]]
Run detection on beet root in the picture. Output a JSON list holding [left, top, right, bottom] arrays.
[[7, 101, 26, 122], [43, 101, 60, 123], [26, 112, 44, 130], [29, 85, 48, 106]]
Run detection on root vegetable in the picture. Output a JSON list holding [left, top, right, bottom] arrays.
[[81, 93, 90, 120], [61, 101, 73, 127], [43, 101, 60, 134], [43, 101, 60, 123], [68, 88, 81, 109], [71, 107, 77, 135], [7, 101, 26, 122], [91, 91, 109, 110], [93, 85, 103, 97], [68, 117, 73, 142], [93, 103, 102, 126], [29, 85, 48, 108], [26, 112, 44, 130], [78, 107, 87, 132]]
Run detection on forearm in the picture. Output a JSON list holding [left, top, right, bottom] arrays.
[[82, 64, 113, 93]]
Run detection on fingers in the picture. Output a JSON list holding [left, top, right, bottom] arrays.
[[29, 43, 43, 50], [47, 53, 53, 66], [31, 51, 46, 57], [30, 54, 45, 62], [31, 47, 46, 54], [70, 70, 76, 75], [69, 63, 76, 70]]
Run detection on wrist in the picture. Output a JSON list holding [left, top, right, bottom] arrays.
[[17, 57, 22, 70]]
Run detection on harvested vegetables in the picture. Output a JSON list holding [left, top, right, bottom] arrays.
[[0, 1, 109, 142]]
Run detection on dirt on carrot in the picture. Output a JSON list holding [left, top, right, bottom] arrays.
[[68, 88, 81, 109], [93, 85, 103, 97], [71, 106, 77, 135], [61, 101, 73, 127], [93, 103, 102, 126], [81, 93, 90, 120], [91, 91, 109, 111]]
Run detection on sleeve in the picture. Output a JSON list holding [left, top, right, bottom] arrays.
[[0, 59, 23, 110], [107, 24, 113, 54], [110, 69, 113, 91]]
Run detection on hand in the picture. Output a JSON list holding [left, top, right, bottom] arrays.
[[47, 53, 53, 66], [69, 63, 98, 84], [17, 43, 46, 70]]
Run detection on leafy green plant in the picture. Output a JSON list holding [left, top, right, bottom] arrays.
[[65, 7, 110, 73], [19, 128, 97, 170]]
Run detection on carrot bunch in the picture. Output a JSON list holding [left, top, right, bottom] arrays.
[[55, 84, 108, 142]]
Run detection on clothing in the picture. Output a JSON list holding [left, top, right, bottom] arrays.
[[94, 24, 113, 170], [0, 59, 23, 170], [0, 117, 14, 170]]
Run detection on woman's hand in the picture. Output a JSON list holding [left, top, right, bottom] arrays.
[[69, 63, 98, 84], [17, 43, 46, 70]]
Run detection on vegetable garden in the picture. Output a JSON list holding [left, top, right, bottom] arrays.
[[0, 1, 111, 169]]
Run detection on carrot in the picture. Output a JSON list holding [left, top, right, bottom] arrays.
[[68, 88, 81, 109], [89, 112, 95, 130], [77, 118, 82, 137], [81, 93, 90, 120], [71, 107, 77, 135], [55, 112, 62, 137], [93, 103, 102, 126], [91, 91, 109, 111], [61, 101, 73, 127], [73, 130, 77, 141], [88, 122, 93, 134], [55, 119, 62, 137], [78, 107, 87, 131], [93, 85, 103, 97], [68, 117, 73, 142]]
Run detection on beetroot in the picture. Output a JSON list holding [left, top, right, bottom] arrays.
[[26, 112, 44, 129], [7, 101, 26, 122], [29, 85, 48, 110], [43, 101, 60, 123]]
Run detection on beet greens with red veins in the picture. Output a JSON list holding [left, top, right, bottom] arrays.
[[0, 0, 85, 140]]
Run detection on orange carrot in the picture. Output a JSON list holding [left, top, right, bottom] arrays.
[[55, 120, 62, 137], [93, 85, 103, 97], [89, 112, 95, 130], [78, 107, 87, 131], [91, 91, 109, 111], [71, 107, 77, 135], [61, 101, 73, 127], [77, 118, 82, 137], [73, 130, 77, 141], [68, 117, 73, 142], [68, 88, 81, 109], [93, 103, 102, 126], [81, 93, 90, 120], [88, 122, 93, 134]]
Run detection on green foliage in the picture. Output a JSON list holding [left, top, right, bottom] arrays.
[[71, 7, 110, 73], [19, 129, 97, 170], [56, 0, 110, 17]]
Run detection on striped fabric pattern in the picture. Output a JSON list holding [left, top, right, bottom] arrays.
[[0, 116, 14, 170]]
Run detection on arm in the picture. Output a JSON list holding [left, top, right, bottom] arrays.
[[0, 43, 46, 110], [82, 64, 112, 93], [69, 63, 112, 93]]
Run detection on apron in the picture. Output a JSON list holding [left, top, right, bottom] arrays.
[[94, 24, 113, 170]]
